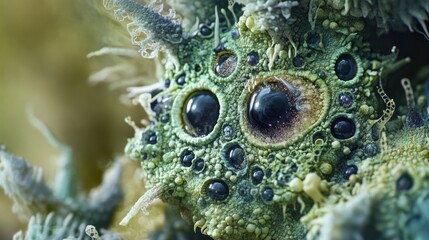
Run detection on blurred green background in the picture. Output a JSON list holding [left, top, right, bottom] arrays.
[[0, 0, 146, 238]]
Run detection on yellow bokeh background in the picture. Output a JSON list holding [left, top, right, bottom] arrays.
[[0, 0, 154, 238]]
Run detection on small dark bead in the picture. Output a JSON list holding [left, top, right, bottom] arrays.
[[268, 155, 274, 163], [335, 53, 357, 80], [223, 125, 234, 138], [176, 75, 186, 85], [292, 56, 305, 67], [181, 151, 195, 167], [266, 168, 272, 178], [194, 64, 202, 72], [247, 52, 259, 66], [317, 71, 326, 79], [331, 117, 356, 139], [291, 164, 298, 172], [148, 134, 157, 144], [200, 25, 212, 36], [339, 93, 353, 108], [227, 145, 246, 169], [248, 86, 297, 132], [194, 158, 205, 172], [231, 28, 240, 39], [161, 114, 170, 123], [344, 164, 358, 179], [396, 172, 413, 191], [141, 153, 148, 161], [215, 53, 237, 77], [252, 168, 264, 185], [214, 43, 225, 53], [164, 79, 171, 88], [206, 180, 229, 201], [262, 187, 274, 201], [364, 143, 378, 157]]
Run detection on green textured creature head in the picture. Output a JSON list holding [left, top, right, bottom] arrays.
[[105, 0, 429, 239]]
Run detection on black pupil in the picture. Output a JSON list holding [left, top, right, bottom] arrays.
[[183, 91, 219, 137], [227, 145, 245, 169], [335, 53, 357, 80], [206, 180, 229, 201], [248, 86, 296, 134], [331, 117, 356, 139]]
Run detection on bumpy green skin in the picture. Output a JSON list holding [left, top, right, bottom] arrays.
[[120, 0, 429, 239]]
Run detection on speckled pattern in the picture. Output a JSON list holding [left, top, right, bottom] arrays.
[[112, 0, 429, 239]]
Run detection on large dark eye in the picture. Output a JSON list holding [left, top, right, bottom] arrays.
[[248, 85, 297, 136], [242, 75, 328, 146], [335, 53, 357, 80], [183, 91, 219, 137]]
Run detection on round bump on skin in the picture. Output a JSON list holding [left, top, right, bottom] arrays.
[[183, 91, 220, 137], [331, 117, 356, 139], [335, 53, 357, 80], [206, 180, 229, 201]]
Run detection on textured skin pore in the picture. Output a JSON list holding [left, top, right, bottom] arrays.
[[120, 0, 429, 239]]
